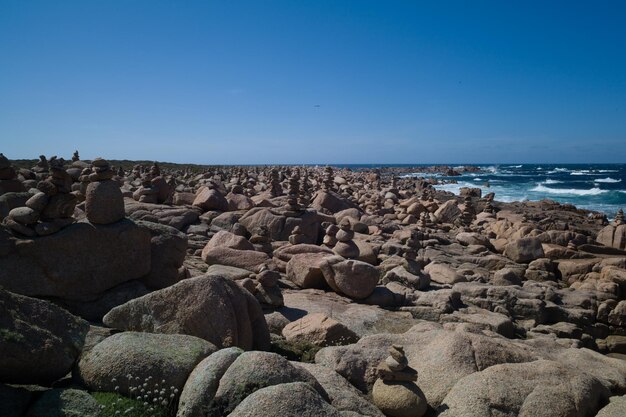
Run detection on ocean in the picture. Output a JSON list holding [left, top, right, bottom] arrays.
[[400, 164, 626, 219]]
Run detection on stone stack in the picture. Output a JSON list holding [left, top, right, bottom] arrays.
[[284, 174, 301, 216], [133, 174, 159, 203], [4, 162, 77, 236], [32, 155, 49, 175], [298, 169, 310, 208], [288, 225, 306, 245], [76, 167, 92, 202], [615, 208, 625, 225], [249, 226, 273, 254], [323, 223, 339, 248], [71, 150, 80, 162], [483, 199, 495, 214], [323, 166, 334, 192], [333, 218, 359, 259], [252, 266, 284, 308], [85, 158, 125, 224], [0, 153, 26, 195], [372, 345, 427, 417], [269, 168, 282, 197], [459, 196, 476, 227]]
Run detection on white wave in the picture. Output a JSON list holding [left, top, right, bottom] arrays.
[[547, 168, 569, 174], [505, 165, 522, 168], [594, 177, 621, 183], [536, 167, 543, 170], [473, 178, 483, 181], [482, 166, 499, 174], [543, 179, 563, 185], [599, 170, 619, 173], [530, 185, 608, 196]]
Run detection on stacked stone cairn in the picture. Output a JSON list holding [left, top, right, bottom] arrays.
[[133, 174, 159, 203], [288, 225, 306, 245], [372, 345, 427, 417], [323, 165, 334, 192], [32, 155, 49, 176], [85, 158, 125, 224], [269, 168, 282, 197], [284, 174, 301, 216], [71, 150, 80, 162], [4, 159, 77, 236], [333, 218, 359, 259], [250, 225, 273, 254], [323, 223, 339, 248], [253, 265, 284, 308], [459, 196, 476, 228]]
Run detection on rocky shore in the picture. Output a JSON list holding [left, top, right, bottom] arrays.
[[1, 152, 625, 417]]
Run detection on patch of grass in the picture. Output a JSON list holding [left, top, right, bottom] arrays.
[[270, 338, 320, 363], [92, 392, 170, 417], [0, 328, 25, 343]]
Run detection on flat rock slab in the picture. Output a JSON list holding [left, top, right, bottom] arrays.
[[275, 289, 416, 337]]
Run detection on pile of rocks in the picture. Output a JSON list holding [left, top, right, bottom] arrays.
[[0, 153, 26, 195], [333, 218, 359, 259], [85, 158, 125, 224], [3, 159, 77, 236]]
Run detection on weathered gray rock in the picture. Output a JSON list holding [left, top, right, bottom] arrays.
[[0, 289, 89, 384], [25, 388, 101, 417], [201, 246, 269, 272], [282, 313, 359, 347], [103, 274, 270, 350], [424, 262, 466, 285], [438, 360, 610, 417], [504, 237, 545, 263], [228, 382, 342, 417], [136, 220, 187, 289], [212, 352, 327, 415], [85, 180, 125, 224], [320, 256, 380, 299], [295, 362, 385, 417], [76, 332, 215, 396], [177, 347, 243, 417], [596, 395, 626, 417], [287, 252, 334, 289], [0, 220, 151, 300], [193, 187, 229, 211]]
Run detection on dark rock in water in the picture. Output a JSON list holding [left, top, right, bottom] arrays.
[[0, 288, 89, 384]]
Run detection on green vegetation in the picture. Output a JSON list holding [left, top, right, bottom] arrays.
[[0, 328, 25, 343], [92, 392, 171, 417], [270, 338, 320, 363]]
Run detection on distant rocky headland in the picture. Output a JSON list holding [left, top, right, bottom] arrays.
[[1, 152, 625, 417]]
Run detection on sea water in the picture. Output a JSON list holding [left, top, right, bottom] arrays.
[[405, 164, 626, 219]]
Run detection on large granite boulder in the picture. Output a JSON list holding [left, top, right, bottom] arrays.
[[193, 187, 229, 212], [24, 388, 101, 417], [597, 223, 626, 251], [136, 220, 187, 289], [76, 332, 215, 396], [319, 255, 380, 299], [0, 219, 151, 300], [201, 246, 270, 272], [0, 289, 89, 384], [228, 382, 341, 417], [504, 237, 545, 263], [239, 208, 324, 243], [438, 360, 611, 417], [103, 274, 271, 350]]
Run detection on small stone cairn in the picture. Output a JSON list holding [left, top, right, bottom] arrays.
[[333, 218, 359, 259], [372, 345, 427, 417], [85, 158, 125, 224]]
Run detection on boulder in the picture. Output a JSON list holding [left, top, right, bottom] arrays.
[[85, 180, 125, 224], [136, 220, 187, 289], [226, 193, 255, 211], [0, 289, 89, 384], [382, 266, 430, 290], [286, 252, 334, 289], [193, 187, 229, 212], [372, 379, 427, 417], [597, 224, 626, 251], [211, 352, 326, 415], [177, 347, 243, 417], [24, 388, 101, 417], [203, 230, 254, 252], [228, 382, 341, 417], [596, 395, 626, 417], [434, 200, 461, 224], [424, 262, 466, 285], [438, 360, 611, 417], [0, 220, 151, 301], [76, 332, 215, 396], [320, 256, 380, 299], [282, 313, 359, 347], [201, 246, 269, 272], [504, 237, 545, 263], [103, 274, 270, 350]]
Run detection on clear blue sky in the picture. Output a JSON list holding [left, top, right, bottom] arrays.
[[1, 1, 625, 164]]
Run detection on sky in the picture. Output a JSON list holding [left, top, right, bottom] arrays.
[[1, 1, 625, 164]]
